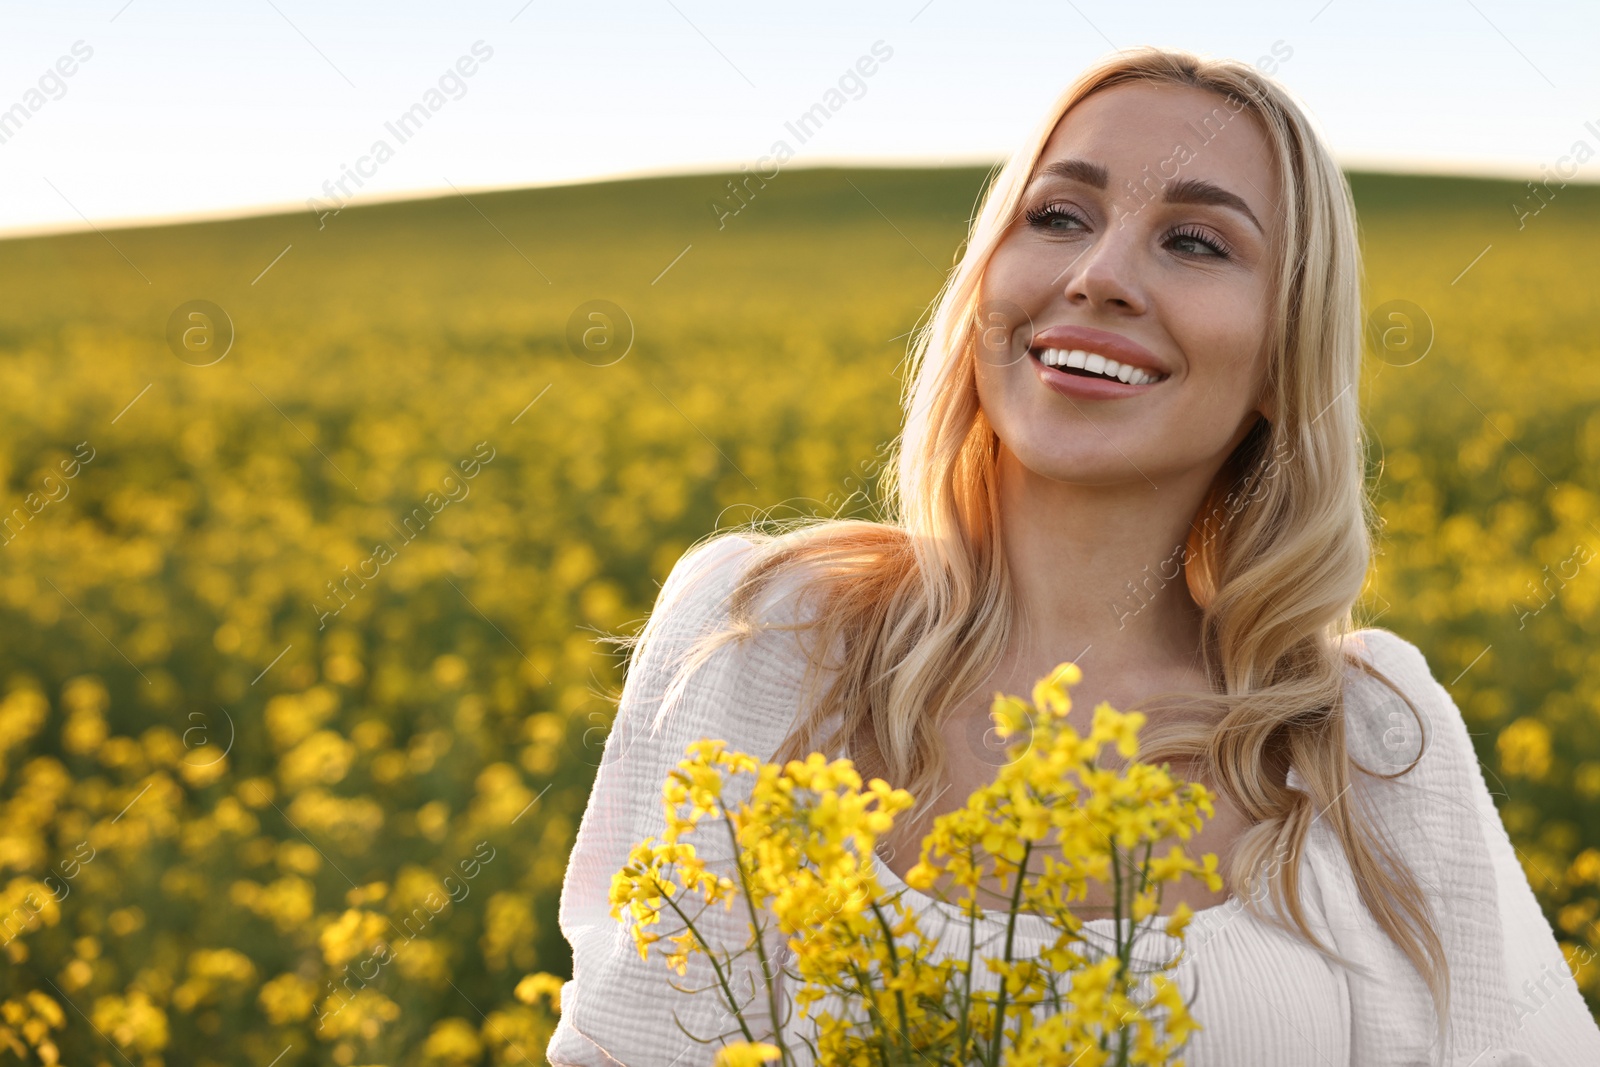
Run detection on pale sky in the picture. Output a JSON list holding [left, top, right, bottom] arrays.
[[0, 0, 1596, 237]]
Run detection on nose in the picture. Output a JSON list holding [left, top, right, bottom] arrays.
[[1057, 222, 1148, 316]]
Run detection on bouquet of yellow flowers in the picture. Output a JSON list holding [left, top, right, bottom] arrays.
[[609, 662, 1221, 1067]]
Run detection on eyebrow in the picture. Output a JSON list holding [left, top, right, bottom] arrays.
[[1034, 157, 1264, 235]]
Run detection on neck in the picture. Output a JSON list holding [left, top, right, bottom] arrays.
[[993, 445, 1215, 689]]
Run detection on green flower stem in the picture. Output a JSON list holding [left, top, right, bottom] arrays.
[[865, 896, 917, 1062], [1109, 834, 1124, 1063], [985, 839, 1033, 1067], [654, 871, 761, 1050], [957, 856, 978, 1061], [845, 958, 901, 1067], [719, 800, 793, 1065]]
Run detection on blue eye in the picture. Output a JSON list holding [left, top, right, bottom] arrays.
[[1167, 226, 1233, 258], [1023, 201, 1234, 260], [1024, 202, 1235, 262], [1023, 202, 1087, 232]]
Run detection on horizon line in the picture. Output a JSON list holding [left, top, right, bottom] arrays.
[[0, 152, 1583, 243]]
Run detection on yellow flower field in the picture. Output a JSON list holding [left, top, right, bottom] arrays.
[[0, 165, 1595, 1062]]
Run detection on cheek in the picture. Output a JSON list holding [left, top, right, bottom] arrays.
[[981, 240, 1053, 314], [984, 242, 1025, 287], [971, 335, 1036, 450], [1169, 285, 1269, 384], [971, 342, 1009, 413]]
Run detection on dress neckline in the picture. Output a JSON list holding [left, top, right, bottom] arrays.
[[867, 845, 1243, 934], [834, 731, 1309, 937]]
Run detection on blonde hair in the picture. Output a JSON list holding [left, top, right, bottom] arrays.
[[621, 45, 1446, 1033]]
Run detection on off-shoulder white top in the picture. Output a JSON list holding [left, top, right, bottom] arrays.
[[547, 534, 1600, 1066]]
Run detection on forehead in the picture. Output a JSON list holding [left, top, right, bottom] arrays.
[[1033, 81, 1281, 226]]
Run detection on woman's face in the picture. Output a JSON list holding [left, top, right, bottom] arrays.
[[976, 81, 1283, 491]]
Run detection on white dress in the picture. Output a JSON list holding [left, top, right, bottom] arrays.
[[546, 534, 1600, 1066]]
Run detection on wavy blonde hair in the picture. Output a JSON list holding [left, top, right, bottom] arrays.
[[624, 45, 1446, 1033]]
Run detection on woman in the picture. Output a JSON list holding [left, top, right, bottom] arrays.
[[547, 47, 1600, 1065]]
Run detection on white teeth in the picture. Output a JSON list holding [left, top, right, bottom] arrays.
[[1035, 346, 1163, 385]]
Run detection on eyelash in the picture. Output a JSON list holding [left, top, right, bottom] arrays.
[[1022, 202, 1235, 259]]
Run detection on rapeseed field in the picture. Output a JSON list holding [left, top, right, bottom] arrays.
[[0, 165, 1595, 1063]]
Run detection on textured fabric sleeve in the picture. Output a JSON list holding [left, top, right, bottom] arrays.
[[1329, 628, 1600, 1066], [546, 533, 806, 1067]]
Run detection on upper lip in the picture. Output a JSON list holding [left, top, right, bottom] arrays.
[[1027, 325, 1171, 378]]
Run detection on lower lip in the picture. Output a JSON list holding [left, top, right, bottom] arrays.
[[1031, 352, 1164, 400]]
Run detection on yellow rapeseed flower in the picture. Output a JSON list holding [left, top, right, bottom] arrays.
[[712, 1041, 782, 1066], [614, 661, 1220, 1065]]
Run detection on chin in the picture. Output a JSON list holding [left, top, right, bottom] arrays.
[[1005, 439, 1154, 486]]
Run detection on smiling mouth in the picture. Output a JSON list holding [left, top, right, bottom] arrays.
[[1030, 346, 1168, 385]]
